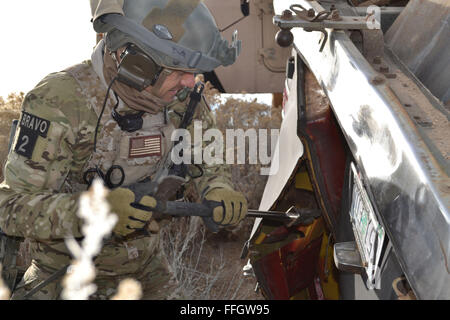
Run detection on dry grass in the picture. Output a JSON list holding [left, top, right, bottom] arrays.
[[160, 216, 262, 300], [0, 93, 23, 181], [214, 94, 282, 210]]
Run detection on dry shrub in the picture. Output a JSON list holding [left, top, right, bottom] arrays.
[[214, 96, 282, 210], [160, 216, 258, 300], [161, 217, 211, 299], [212, 90, 282, 240], [0, 92, 24, 111], [0, 92, 23, 181]]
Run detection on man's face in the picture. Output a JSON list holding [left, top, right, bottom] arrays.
[[115, 47, 195, 103], [147, 69, 195, 102]]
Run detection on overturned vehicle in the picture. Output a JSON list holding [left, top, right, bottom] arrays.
[[207, 0, 450, 299]]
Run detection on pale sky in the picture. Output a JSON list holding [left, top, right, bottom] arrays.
[[0, 1, 93, 98], [0, 0, 272, 105]]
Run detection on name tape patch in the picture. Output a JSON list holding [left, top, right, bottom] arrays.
[[129, 135, 162, 158], [14, 112, 51, 159], [20, 112, 50, 137]]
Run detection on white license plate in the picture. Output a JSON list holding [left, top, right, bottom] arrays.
[[349, 163, 385, 289]]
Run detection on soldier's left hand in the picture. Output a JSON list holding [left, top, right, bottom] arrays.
[[204, 188, 248, 226]]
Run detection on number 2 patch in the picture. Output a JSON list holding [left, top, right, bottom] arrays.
[[14, 112, 50, 159]]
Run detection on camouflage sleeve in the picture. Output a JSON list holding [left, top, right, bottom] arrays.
[[0, 72, 97, 240]]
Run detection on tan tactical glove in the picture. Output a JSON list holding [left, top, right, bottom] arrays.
[[204, 188, 248, 226], [106, 187, 157, 237]]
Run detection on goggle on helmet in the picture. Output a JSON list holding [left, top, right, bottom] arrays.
[[92, 0, 241, 91]]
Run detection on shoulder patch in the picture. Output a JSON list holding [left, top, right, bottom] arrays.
[[14, 112, 51, 159]]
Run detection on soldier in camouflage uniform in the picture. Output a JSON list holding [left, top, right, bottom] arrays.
[[0, 0, 247, 299]]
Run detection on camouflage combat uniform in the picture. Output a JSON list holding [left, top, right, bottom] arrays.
[[0, 40, 233, 299]]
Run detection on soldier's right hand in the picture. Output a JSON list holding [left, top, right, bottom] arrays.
[[106, 187, 157, 237]]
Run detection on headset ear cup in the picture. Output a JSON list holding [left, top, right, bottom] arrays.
[[117, 44, 161, 91]]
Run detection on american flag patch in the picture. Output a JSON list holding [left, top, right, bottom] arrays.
[[129, 135, 162, 158]]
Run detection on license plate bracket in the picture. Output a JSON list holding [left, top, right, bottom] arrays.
[[349, 163, 386, 289]]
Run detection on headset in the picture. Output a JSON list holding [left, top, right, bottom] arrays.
[[117, 43, 168, 92], [112, 44, 170, 132]]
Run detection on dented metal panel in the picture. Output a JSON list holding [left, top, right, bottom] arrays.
[[385, 0, 450, 104]]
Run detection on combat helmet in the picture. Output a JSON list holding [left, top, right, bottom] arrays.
[[91, 0, 241, 74]]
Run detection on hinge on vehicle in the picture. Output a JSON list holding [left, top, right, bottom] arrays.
[[274, 2, 381, 51]]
